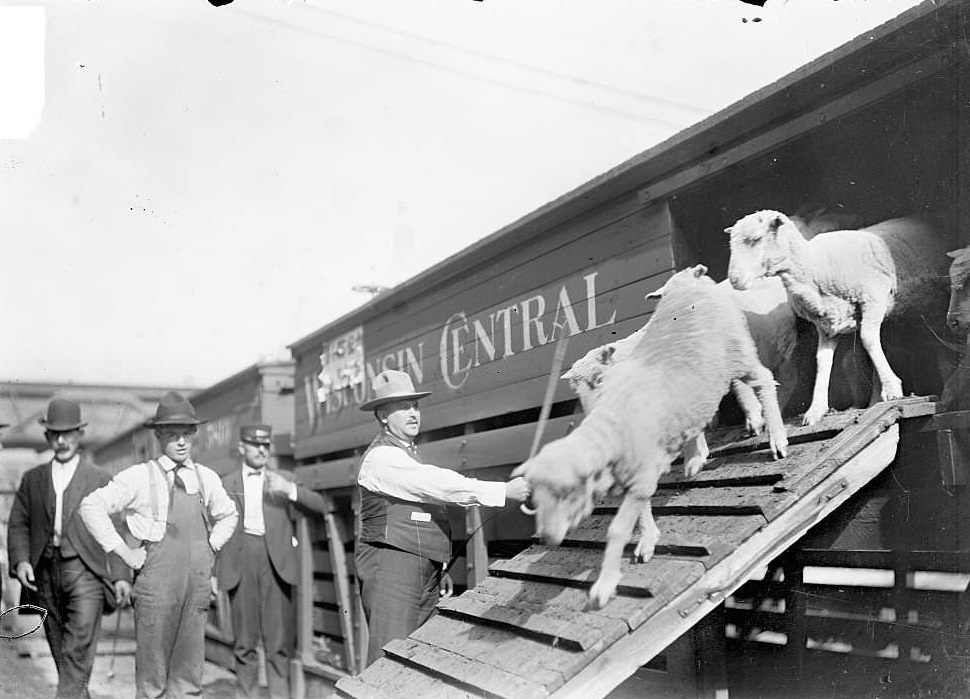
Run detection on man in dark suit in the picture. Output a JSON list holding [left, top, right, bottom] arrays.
[[7, 398, 132, 698], [216, 424, 326, 699]]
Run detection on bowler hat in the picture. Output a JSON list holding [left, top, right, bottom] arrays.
[[144, 391, 207, 428], [240, 423, 272, 445], [39, 398, 87, 432], [359, 370, 430, 412]]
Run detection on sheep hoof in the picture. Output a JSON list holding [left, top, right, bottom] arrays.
[[745, 414, 765, 435], [683, 455, 706, 479], [771, 436, 789, 460], [881, 381, 904, 402], [802, 405, 828, 426], [588, 573, 620, 610], [633, 540, 656, 564]]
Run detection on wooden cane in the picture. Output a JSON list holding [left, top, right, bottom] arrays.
[[521, 333, 570, 515]]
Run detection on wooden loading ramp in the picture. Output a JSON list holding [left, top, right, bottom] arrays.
[[334, 396, 936, 699]]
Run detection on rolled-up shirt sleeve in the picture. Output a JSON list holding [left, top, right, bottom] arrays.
[[202, 469, 238, 552], [358, 446, 506, 507], [80, 478, 136, 554]]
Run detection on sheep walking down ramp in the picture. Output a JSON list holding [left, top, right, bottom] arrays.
[[513, 265, 788, 610], [727, 210, 949, 426], [564, 274, 798, 441]]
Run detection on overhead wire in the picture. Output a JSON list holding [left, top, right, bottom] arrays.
[[290, 1, 710, 118], [233, 7, 701, 129]]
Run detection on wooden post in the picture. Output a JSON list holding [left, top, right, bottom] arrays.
[[290, 514, 313, 699], [464, 506, 489, 590], [323, 492, 359, 674], [693, 605, 729, 699]]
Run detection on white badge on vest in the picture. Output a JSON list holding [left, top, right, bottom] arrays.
[[410, 511, 431, 522]]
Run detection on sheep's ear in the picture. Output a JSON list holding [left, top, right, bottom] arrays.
[[947, 250, 961, 259], [724, 226, 733, 235], [645, 288, 663, 300], [769, 215, 784, 231], [692, 264, 708, 278]]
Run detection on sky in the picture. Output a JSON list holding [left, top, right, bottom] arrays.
[[0, 0, 927, 389]]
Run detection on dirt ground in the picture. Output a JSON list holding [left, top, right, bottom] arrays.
[[0, 609, 241, 699]]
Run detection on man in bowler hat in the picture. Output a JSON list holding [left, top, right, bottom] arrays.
[[216, 424, 326, 698], [7, 398, 132, 698], [80, 391, 238, 698]]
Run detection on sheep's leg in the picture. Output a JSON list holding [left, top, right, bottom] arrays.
[[774, 357, 798, 417], [682, 432, 709, 479], [743, 364, 788, 459], [803, 331, 838, 426], [731, 378, 764, 434], [633, 501, 659, 563], [588, 492, 649, 610], [859, 306, 902, 401]]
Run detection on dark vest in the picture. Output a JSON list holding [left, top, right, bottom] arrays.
[[357, 432, 452, 563]]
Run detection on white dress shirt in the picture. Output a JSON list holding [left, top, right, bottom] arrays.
[[50, 455, 80, 547], [79, 455, 238, 554], [242, 466, 266, 536], [357, 445, 506, 507]]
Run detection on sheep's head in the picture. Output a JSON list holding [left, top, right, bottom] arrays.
[[645, 264, 711, 300], [726, 210, 792, 290], [946, 247, 970, 336], [512, 438, 613, 546]]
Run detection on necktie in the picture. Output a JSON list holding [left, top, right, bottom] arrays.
[[172, 466, 187, 492]]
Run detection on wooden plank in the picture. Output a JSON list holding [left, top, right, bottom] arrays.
[[323, 492, 359, 672], [334, 656, 479, 698], [437, 586, 628, 651], [383, 638, 550, 699], [312, 607, 346, 638], [642, 50, 953, 203], [564, 514, 766, 568], [294, 516, 315, 673], [409, 614, 597, 693], [551, 425, 900, 698], [595, 486, 795, 521], [297, 413, 582, 491], [460, 575, 671, 633], [704, 409, 865, 457], [659, 438, 839, 490], [312, 578, 338, 605], [489, 546, 705, 608], [463, 506, 489, 591], [778, 399, 916, 498]]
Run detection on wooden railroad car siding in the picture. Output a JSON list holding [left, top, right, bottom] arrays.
[[293, 0, 970, 689]]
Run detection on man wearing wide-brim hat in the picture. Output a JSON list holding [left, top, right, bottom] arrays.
[[7, 398, 133, 698], [354, 369, 530, 667], [80, 391, 238, 698]]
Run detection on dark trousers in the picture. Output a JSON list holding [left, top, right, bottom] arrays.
[[356, 542, 442, 667], [36, 552, 106, 699], [228, 533, 294, 699]]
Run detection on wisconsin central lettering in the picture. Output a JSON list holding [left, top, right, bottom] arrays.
[[439, 271, 615, 389]]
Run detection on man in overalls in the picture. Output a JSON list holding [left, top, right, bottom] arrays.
[[80, 391, 238, 697]]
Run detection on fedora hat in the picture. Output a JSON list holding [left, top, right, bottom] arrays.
[[359, 370, 430, 412], [144, 391, 207, 428], [39, 398, 87, 432]]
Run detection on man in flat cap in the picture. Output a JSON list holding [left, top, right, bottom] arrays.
[[216, 424, 326, 699], [7, 398, 132, 698], [80, 391, 238, 698], [355, 370, 530, 667]]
